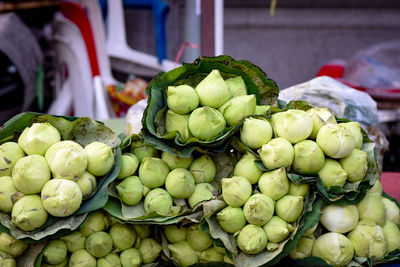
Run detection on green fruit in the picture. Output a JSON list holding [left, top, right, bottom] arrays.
[[217, 206, 246, 234], [18, 123, 60, 155], [0, 142, 25, 176], [109, 223, 136, 252], [138, 238, 162, 264], [237, 224, 267, 254], [117, 153, 139, 179], [116, 176, 143, 206], [69, 249, 96, 267], [43, 240, 68, 265], [165, 168, 195, 198], [189, 155, 216, 183], [60, 231, 86, 252], [138, 157, 169, 189], [11, 194, 48, 231], [85, 231, 113, 258], [186, 224, 212, 251], [119, 248, 141, 267], [0, 232, 28, 257], [84, 142, 114, 176]]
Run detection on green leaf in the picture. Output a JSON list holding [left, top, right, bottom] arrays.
[[286, 100, 313, 111]]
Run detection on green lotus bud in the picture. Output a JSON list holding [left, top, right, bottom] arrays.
[[117, 153, 139, 179], [120, 248, 141, 267], [165, 110, 192, 141], [195, 69, 230, 108], [80, 211, 110, 236], [318, 159, 347, 188], [213, 243, 226, 254], [303, 222, 318, 237], [199, 247, 224, 263], [116, 176, 143, 206], [188, 107, 226, 141], [69, 249, 96, 267], [130, 141, 157, 163], [316, 124, 355, 158], [0, 176, 23, 213], [42, 258, 68, 267], [293, 140, 325, 173], [144, 188, 173, 216], [254, 105, 270, 116], [226, 76, 247, 98], [306, 108, 337, 139], [109, 223, 136, 251], [86, 231, 113, 258], [340, 149, 368, 182], [45, 140, 87, 180], [275, 195, 304, 223], [357, 192, 386, 226], [43, 240, 68, 265], [341, 122, 363, 149], [263, 216, 293, 242], [60, 231, 86, 252], [133, 224, 151, 239], [258, 168, 289, 200], [217, 206, 246, 233], [240, 118, 273, 149], [258, 138, 294, 169], [139, 157, 169, 189], [165, 168, 195, 198], [267, 242, 280, 251], [18, 123, 60, 155], [271, 110, 313, 144], [164, 225, 187, 243], [218, 95, 256, 126], [243, 194, 274, 226], [237, 224, 267, 254], [289, 234, 316, 260], [0, 232, 28, 257], [320, 205, 359, 233], [233, 153, 263, 184], [11, 194, 48, 231], [97, 253, 121, 267], [0, 142, 25, 176], [188, 183, 218, 208], [288, 182, 309, 197], [190, 155, 216, 183], [382, 197, 400, 226], [11, 155, 50, 194], [138, 238, 162, 264], [0, 251, 15, 267], [143, 186, 150, 197], [168, 240, 199, 267], [187, 224, 212, 251], [161, 151, 193, 170], [312, 233, 354, 267], [167, 85, 199, 114], [76, 171, 97, 200], [383, 220, 400, 253], [348, 219, 387, 258], [221, 176, 252, 207], [41, 179, 82, 217], [84, 142, 114, 176]]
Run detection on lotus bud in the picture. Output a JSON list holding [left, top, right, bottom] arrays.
[[383, 220, 400, 252], [165, 168, 195, 198], [370, 180, 383, 194], [382, 197, 400, 225], [288, 182, 309, 197], [138, 238, 162, 264], [76, 171, 97, 200], [165, 110, 192, 141], [144, 188, 173, 216], [320, 205, 359, 233], [195, 69, 230, 108], [11, 195, 48, 231], [130, 141, 157, 163], [243, 194, 274, 226], [11, 155, 50, 194], [120, 248, 141, 267], [318, 159, 347, 188], [0, 251, 15, 267], [167, 85, 199, 114], [97, 253, 121, 267], [164, 225, 187, 243], [143, 186, 150, 197], [43, 240, 68, 265], [109, 223, 136, 251], [117, 153, 139, 179], [312, 233, 354, 267], [0, 176, 23, 213], [168, 240, 199, 267], [188, 107, 226, 141], [303, 222, 318, 237], [84, 142, 114, 176], [226, 76, 247, 98], [341, 122, 363, 149], [233, 153, 263, 184], [218, 95, 256, 126], [116, 176, 143, 206], [161, 151, 193, 170], [60, 231, 86, 252], [258, 138, 294, 169], [306, 108, 337, 139], [80, 211, 110, 236], [316, 124, 355, 158], [357, 192, 386, 226], [254, 105, 270, 115], [0, 142, 25, 176], [221, 176, 252, 207], [190, 155, 216, 183], [348, 219, 387, 258], [271, 110, 313, 144], [69, 249, 96, 267], [133, 224, 151, 239], [186, 224, 212, 251], [237, 224, 268, 254], [217, 206, 247, 234], [289, 234, 316, 260], [263, 216, 293, 242], [293, 140, 325, 173], [267, 242, 280, 251], [258, 168, 289, 200], [18, 123, 60, 155], [0, 232, 28, 257], [340, 149, 368, 182], [86, 231, 113, 258], [275, 195, 304, 223], [199, 247, 224, 263], [213, 243, 226, 254], [188, 183, 218, 208], [139, 157, 169, 189], [240, 118, 273, 149]]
